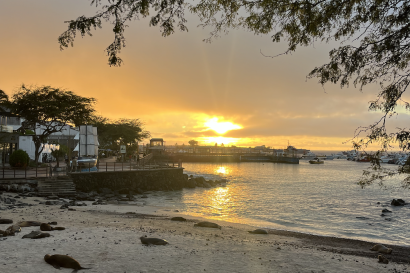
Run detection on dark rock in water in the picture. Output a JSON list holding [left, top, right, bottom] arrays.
[[47, 196, 59, 200], [186, 179, 196, 188], [171, 217, 186, 222], [376, 202, 380, 204], [380, 214, 386, 217], [385, 218, 392, 221], [60, 204, 69, 209], [68, 208, 76, 211], [195, 176, 206, 186], [248, 229, 268, 234], [391, 199, 405, 206], [0, 219, 13, 224], [356, 217, 370, 220], [382, 209, 392, 213]]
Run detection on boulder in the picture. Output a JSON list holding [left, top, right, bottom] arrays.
[[391, 199, 405, 206], [195, 176, 206, 186], [185, 179, 196, 188], [45, 200, 60, 205]]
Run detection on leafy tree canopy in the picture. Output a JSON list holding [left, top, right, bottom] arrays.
[[188, 139, 198, 146], [0, 89, 9, 112], [9, 85, 96, 163], [91, 116, 150, 152], [50, 144, 69, 168]]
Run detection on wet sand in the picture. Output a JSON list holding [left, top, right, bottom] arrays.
[[1, 195, 410, 273]]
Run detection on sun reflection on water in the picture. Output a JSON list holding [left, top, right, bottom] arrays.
[[216, 166, 230, 176], [206, 187, 232, 218]]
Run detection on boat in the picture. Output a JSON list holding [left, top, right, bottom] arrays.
[[332, 152, 347, 159], [300, 151, 317, 160], [77, 156, 98, 169], [309, 158, 324, 164]]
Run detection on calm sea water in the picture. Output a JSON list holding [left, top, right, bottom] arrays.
[[144, 160, 410, 246]]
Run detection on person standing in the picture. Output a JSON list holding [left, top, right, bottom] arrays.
[[71, 157, 77, 172]]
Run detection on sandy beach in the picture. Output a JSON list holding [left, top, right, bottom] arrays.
[[1, 193, 409, 273]]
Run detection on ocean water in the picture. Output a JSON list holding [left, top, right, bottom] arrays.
[[144, 160, 410, 246]]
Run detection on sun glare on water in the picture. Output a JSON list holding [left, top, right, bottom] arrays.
[[204, 117, 242, 134], [216, 166, 228, 175]]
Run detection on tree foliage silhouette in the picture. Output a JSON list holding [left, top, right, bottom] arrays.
[[9, 85, 96, 164]]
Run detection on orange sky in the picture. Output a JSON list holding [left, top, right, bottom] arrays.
[[1, 0, 408, 151]]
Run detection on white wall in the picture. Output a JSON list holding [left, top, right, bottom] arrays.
[[18, 135, 36, 160]]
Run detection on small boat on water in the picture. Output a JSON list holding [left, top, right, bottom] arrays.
[[300, 151, 317, 160], [309, 158, 324, 164]]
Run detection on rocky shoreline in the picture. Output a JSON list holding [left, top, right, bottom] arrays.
[[1, 193, 410, 272], [0, 175, 226, 210]]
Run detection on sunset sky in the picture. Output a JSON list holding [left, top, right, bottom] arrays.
[[1, 1, 408, 151]]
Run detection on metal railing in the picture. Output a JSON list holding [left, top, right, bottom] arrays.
[[0, 154, 183, 179], [68, 159, 179, 173], [0, 166, 53, 179]]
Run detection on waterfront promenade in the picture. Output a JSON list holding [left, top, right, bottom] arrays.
[[0, 155, 166, 179]]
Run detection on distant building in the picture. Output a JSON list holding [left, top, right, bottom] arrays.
[[149, 138, 165, 155], [0, 111, 80, 163], [159, 141, 304, 157]]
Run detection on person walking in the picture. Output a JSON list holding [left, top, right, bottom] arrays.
[[71, 157, 77, 172]]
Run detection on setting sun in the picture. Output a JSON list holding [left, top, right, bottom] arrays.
[[204, 117, 242, 134]]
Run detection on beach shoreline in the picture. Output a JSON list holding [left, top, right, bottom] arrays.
[[1, 194, 410, 272]]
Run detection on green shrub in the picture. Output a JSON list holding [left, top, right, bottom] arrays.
[[9, 149, 30, 168]]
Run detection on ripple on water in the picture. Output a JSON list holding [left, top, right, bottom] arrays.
[[146, 161, 409, 246]]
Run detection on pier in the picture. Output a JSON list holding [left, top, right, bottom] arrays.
[[154, 154, 299, 164]]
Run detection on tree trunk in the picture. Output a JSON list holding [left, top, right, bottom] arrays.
[[34, 139, 42, 166]]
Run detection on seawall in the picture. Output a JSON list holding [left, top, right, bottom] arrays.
[[70, 168, 187, 192]]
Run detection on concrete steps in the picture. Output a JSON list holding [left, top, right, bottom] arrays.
[[37, 179, 76, 197]]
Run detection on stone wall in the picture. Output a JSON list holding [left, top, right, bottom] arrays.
[[0, 179, 37, 192], [70, 168, 187, 193]]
